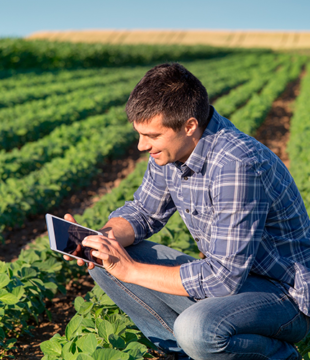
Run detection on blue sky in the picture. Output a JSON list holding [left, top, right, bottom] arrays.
[[1, 0, 310, 38]]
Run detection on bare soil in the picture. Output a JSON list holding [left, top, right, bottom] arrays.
[[254, 74, 303, 168], [6, 73, 304, 359]]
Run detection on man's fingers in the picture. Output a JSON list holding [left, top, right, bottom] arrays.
[[108, 229, 116, 240], [87, 262, 95, 270], [77, 258, 85, 266], [64, 213, 77, 224]]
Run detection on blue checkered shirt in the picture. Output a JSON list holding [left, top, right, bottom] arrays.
[[109, 107, 310, 316]]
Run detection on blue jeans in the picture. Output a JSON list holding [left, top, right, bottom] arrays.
[[89, 240, 309, 359]]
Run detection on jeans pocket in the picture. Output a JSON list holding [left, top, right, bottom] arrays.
[[274, 306, 309, 344]]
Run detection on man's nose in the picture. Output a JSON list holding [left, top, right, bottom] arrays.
[[137, 135, 151, 152]]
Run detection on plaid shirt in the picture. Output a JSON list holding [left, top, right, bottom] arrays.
[[110, 107, 310, 316]]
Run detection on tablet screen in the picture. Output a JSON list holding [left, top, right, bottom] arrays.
[[52, 216, 99, 262]]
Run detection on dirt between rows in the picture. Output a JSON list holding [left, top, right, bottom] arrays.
[[5, 74, 303, 359]]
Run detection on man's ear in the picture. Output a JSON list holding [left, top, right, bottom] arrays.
[[184, 117, 199, 136]]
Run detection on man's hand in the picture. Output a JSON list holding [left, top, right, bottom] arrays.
[[63, 213, 97, 269], [82, 230, 136, 282]]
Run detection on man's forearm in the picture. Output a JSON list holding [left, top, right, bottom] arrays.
[[100, 217, 135, 248], [86, 218, 189, 296], [128, 263, 189, 296]]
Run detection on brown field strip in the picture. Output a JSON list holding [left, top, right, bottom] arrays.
[[27, 30, 310, 49]]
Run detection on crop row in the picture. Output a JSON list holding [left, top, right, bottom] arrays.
[[230, 56, 306, 135], [0, 107, 127, 181], [212, 59, 280, 117], [0, 52, 264, 91], [0, 56, 274, 151], [0, 38, 268, 70], [0, 66, 146, 109], [0, 67, 117, 91], [0, 119, 138, 233], [0, 56, 242, 125], [0, 52, 271, 111], [0, 79, 137, 151]]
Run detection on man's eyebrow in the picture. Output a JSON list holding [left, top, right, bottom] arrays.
[[132, 124, 161, 136]]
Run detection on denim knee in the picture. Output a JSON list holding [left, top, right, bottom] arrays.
[[173, 301, 229, 360]]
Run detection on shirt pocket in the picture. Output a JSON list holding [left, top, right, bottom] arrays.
[[192, 207, 214, 244]]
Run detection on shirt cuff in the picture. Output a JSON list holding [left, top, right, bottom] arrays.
[[180, 260, 208, 299]]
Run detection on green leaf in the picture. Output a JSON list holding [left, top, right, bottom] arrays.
[[11, 286, 25, 300], [92, 284, 105, 299], [124, 342, 148, 359], [6, 267, 13, 279], [94, 308, 104, 318], [98, 320, 115, 343], [0, 274, 10, 289], [62, 340, 73, 358], [99, 294, 115, 306], [78, 301, 93, 315], [74, 296, 84, 312], [122, 332, 138, 344], [36, 257, 62, 272], [77, 354, 94, 360], [44, 282, 58, 291], [76, 333, 98, 354], [65, 315, 83, 341], [0, 261, 6, 274], [0, 289, 19, 305], [95, 316, 103, 327], [93, 348, 130, 360], [40, 339, 62, 356], [81, 318, 95, 329], [108, 334, 126, 350], [20, 267, 37, 279]]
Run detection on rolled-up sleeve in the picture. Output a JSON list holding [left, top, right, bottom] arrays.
[[109, 157, 177, 244], [180, 161, 270, 298]]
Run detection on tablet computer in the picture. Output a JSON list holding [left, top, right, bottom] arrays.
[[46, 213, 104, 268]]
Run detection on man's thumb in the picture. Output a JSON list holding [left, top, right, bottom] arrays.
[[108, 229, 116, 240], [64, 213, 77, 224]]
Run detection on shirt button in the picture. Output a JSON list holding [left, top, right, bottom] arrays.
[[195, 238, 199, 242], [184, 177, 188, 180], [186, 209, 189, 213]]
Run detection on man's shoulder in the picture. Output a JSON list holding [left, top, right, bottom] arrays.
[[203, 121, 278, 175]]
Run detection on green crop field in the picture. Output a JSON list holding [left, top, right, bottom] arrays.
[[0, 38, 309, 359]]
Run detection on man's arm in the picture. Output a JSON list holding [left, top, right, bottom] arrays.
[[98, 217, 135, 247], [81, 229, 189, 296], [108, 157, 177, 244]]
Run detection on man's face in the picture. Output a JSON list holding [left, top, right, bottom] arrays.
[[133, 114, 199, 166]]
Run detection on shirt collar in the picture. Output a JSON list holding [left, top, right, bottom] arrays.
[[172, 106, 225, 174]]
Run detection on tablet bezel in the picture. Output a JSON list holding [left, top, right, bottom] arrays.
[[45, 213, 104, 268]]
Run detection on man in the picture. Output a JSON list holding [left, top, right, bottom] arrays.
[[64, 63, 310, 360]]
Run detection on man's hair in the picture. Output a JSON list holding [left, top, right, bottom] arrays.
[[125, 63, 210, 131]]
